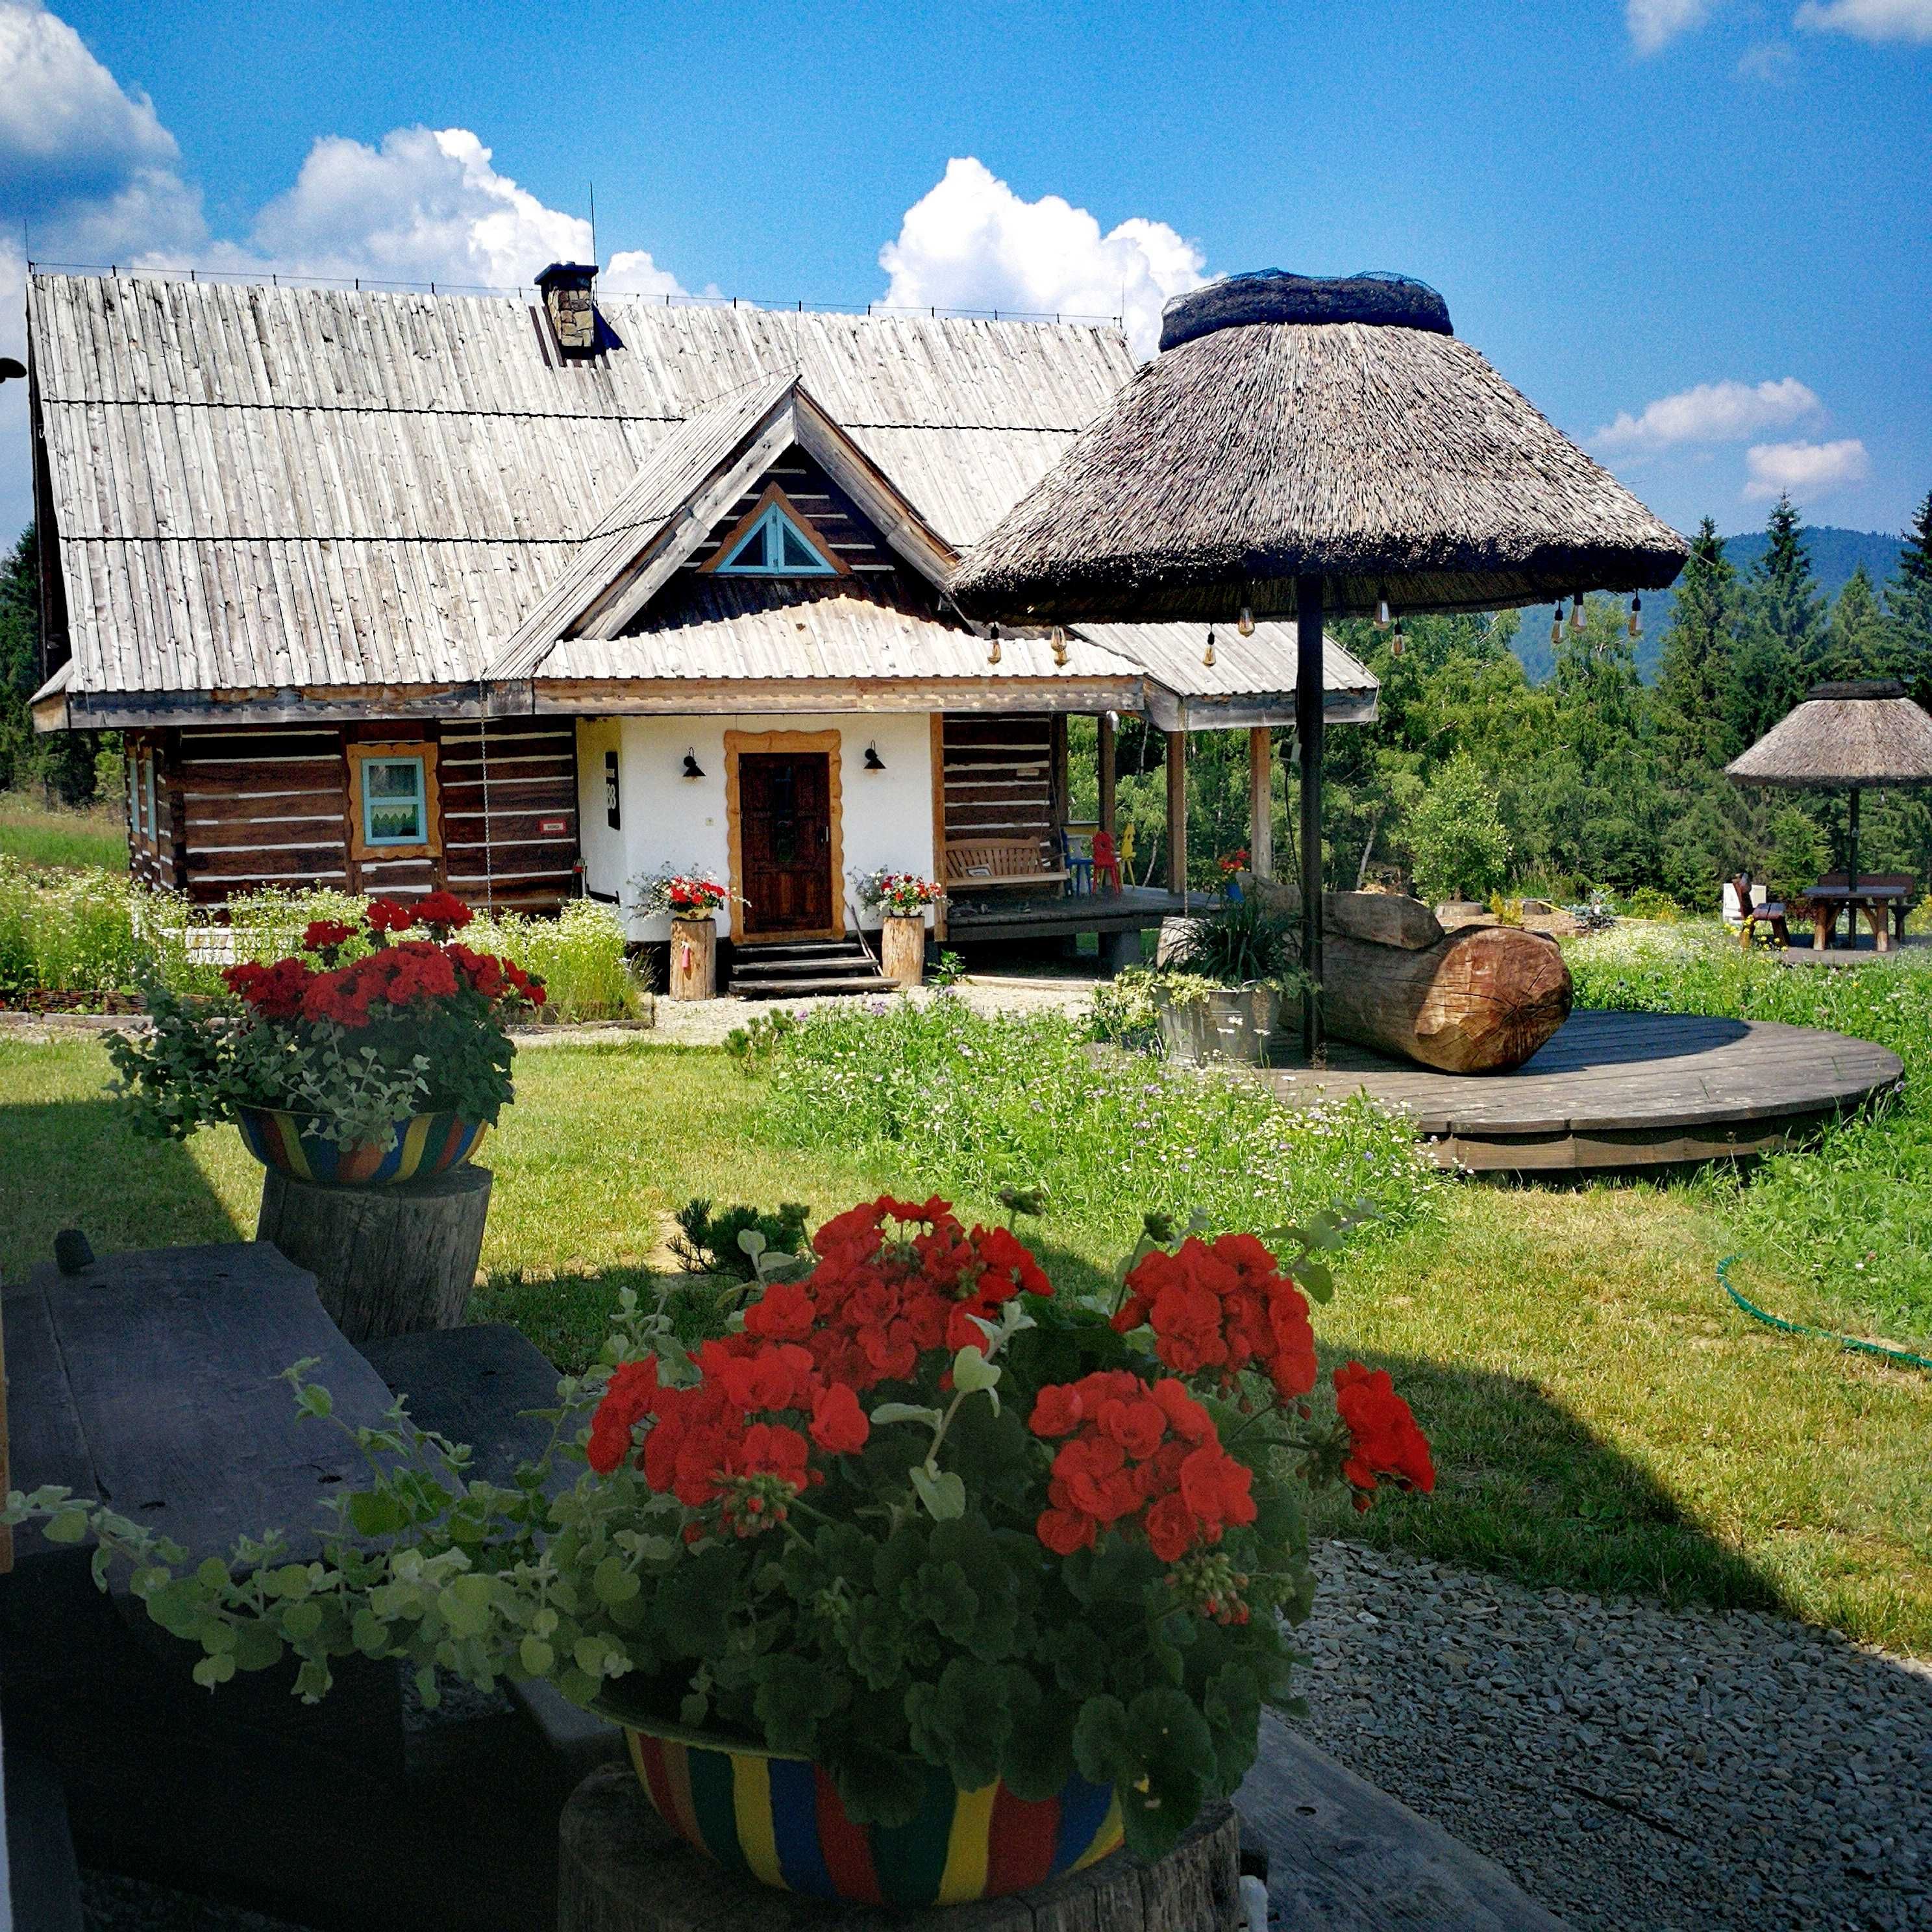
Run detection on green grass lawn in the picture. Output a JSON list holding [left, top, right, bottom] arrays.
[[6, 1028, 1928, 1656], [0, 791, 127, 871]]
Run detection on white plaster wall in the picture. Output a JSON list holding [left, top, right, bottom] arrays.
[[587, 712, 935, 940]]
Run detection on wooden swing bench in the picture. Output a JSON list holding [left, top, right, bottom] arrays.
[[942, 837, 1069, 890]]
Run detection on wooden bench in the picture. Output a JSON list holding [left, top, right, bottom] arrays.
[[943, 837, 1069, 889], [0, 1239, 596, 1931]]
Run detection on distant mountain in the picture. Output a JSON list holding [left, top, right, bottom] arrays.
[[1509, 526, 1909, 684]]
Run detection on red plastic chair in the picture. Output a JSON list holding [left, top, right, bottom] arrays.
[[1091, 830, 1123, 893]]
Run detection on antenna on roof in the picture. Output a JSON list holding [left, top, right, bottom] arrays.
[[589, 181, 597, 268]]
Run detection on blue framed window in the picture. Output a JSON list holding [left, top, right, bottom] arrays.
[[362, 755, 428, 847], [713, 503, 836, 577]]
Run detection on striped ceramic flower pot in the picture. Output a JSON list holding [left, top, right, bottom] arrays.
[[233, 1104, 488, 1187], [621, 1720, 1122, 1907]]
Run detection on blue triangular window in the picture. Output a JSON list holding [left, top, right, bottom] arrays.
[[715, 502, 837, 576]]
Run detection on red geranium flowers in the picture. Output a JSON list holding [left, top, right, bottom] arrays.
[[1113, 1232, 1317, 1402], [223, 894, 543, 1029], [1333, 1362, 1435, 1509], [1029, 1369, 1256, 1565], [744, 1195, 1051, 1391]]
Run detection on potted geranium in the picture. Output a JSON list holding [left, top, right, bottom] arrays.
[[852, 869, 944, 986], [632, 869, 736, 1001], [6, 1196, 1432, 1908], [106, 892, 543, 1184]]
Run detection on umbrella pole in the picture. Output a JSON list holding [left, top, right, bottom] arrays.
[[1848, 787, 1860, 897], [1296, 575, 1324, 1063]]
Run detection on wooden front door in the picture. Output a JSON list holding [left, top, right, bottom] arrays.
[[739, 752, 834, 935]]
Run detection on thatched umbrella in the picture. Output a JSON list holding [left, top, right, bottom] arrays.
[[1726, 679, 1932, 891], [951, 269, 1689, 1056]]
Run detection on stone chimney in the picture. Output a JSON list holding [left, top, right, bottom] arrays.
[[536, 262, 599, 358]]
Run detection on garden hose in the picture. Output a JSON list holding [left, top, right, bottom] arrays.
[[1717, 1256, 1932, 1373]]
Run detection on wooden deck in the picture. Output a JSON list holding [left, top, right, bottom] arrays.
[[945, 884, 1189, 945], [1263, 1008, 1903, 1172]]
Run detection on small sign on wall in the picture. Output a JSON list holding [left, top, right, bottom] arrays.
[[603, 750, 621, 830], [539, 815, 569, 836]]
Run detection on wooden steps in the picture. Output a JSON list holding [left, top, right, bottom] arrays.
[[728, 938, 893, 1000]]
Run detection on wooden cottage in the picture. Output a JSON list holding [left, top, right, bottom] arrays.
[[24, 266, 1375, 965]]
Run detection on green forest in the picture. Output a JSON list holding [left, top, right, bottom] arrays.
[[1091, 490, 1932, 911]]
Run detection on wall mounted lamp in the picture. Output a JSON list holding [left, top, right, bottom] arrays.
[[681, 749, 705, 779], [863, 743, 886, 771]]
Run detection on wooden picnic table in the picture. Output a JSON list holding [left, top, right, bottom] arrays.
[[1796, 880, 1911, 952]]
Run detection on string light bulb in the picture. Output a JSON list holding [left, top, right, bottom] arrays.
[[1550, 606, 1563, 649], [1628, 593, 1642, 639], [987, 623, 1002, 666], [1570, 595, 1586, 634], [1237, 604, 1256, 638], [1050, 626, 1069, 667], [1391, 617, 1406, 658], [1376, 591, 1392, 629], [1203, 626, 1217, 669]]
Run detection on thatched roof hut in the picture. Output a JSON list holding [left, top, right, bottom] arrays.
[[950, 271, 1689, 623], [1726, 680, 1932, 789]]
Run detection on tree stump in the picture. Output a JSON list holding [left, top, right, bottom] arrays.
[[669, 919, 717, 1002], [256, 1163, 493, 1343], [880, 915, 926, 987], [558, 1764, 1243, 1932]]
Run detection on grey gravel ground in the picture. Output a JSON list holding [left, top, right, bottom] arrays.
[[1293, 1539, 1932, 1932]]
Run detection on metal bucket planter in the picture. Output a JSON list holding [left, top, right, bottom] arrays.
[[617, 1713, 1123, 1907], [1154, 985, 1288, 1067], [234, 1104, 488, 1187]]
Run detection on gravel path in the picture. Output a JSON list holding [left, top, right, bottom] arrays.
[[1293, 1539, 1932, 1931]]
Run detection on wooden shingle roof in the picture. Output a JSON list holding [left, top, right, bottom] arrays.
[[29, 273, 1133, 700]]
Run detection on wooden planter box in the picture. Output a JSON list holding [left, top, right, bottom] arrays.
[[880, 914, 926, 987], [669, 917, 717, 1002]]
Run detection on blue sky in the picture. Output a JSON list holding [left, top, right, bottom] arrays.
[[4, 0, 1928, 552]]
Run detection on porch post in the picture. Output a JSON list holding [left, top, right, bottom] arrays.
[[1296, 575, 1324, 1062], [1096, 713, 1117, 838], [1165, 730, 1188, 910], [1248, 726, 1272, 880]]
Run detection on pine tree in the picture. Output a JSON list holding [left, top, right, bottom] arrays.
[[1731, 495, 1826, 747], [1882, 488, 1932, 696], [1655, 517, 1740, 765], [1824, 564, 1892, 681]]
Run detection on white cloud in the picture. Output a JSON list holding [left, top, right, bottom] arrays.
[[1627, 0, 1721, 54], [1794, 0, 1932, 42], [0, 0, 202, 256], [602, 249, 687, 299], [877, 156, 1208, 360], [1737, 38, 1799, 77], [1594, 377, 1821, 451], [236, 127, 591, 290], [1743, 438, 1870, 499]]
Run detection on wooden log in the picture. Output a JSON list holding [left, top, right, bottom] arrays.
[[256, 1166, 493, 1343], [1166, 730, 1188, 897], [1327, 891, 1443, 951], [669, 919, 717, 1002], [1097, 712, 1117, 839], [1322, 926, 1573, 1073], [557, 1764, 1243, 1932], [880, 914, 926, 986]]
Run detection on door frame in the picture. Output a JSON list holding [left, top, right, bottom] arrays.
[[724, 728, 843, 942]]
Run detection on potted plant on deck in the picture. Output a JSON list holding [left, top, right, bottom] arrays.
[[107, 892, 545, 1184], [633, 871, 736, 1002], [1142, 897, 1308, 1067], [8, 1196, 1432, 1909], [853, 869, 945, 987]]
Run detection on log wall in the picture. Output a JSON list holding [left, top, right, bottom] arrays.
[[441, 717, 580, 911], [940, 713, 1058, 867], [130, 719, 579, 912]]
